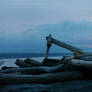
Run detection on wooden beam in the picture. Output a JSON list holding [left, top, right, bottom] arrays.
[[0, 71, 84, 84]]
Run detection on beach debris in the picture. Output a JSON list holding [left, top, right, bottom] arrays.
[[45, 34, 92, 60], [0, 64, 70, 74], [1, 34, 92, 85], [15, 59, 32, 67], [24, 58, 43, 66], [43, 58, 61, 67], [0, 71, 84, 85], [15, 58, 43, 68]]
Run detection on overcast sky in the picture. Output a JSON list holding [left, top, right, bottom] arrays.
[[0, 0, 92, 53]]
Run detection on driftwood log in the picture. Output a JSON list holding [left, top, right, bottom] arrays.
[[15, 59, 32, 67], [68, 59, 92, 68], [24, 58, 42, 66], [0, 64, 72, 74], [61, 56, 92, 68], [0, 71, 85, 84], [42, 58, 61, 67]]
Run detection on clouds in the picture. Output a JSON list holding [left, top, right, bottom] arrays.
[[0, 0, 92, 32], [1, 0, 92, 29], [0, 20, 92, 53], [37, 20, 92, 51], [16, 20, 92, 52], [37, 20, 92, 40], [0, 0, 92, 53]]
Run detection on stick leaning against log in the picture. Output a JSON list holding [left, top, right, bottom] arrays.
[[45, 34, 92, 61]]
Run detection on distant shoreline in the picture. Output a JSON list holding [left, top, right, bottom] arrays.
[[0, 53, 72, 59]]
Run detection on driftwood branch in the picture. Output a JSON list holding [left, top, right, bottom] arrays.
[[0, 71, 84, 84], [24, 58, 42, 66], [68, 59, 92, 68], [43, 58, 61, 67], [15, 59, 32, 67], [0, 64, 72, 74], [15, 58, 43, 68]]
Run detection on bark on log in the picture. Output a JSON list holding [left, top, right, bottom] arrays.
[[1, 66, 17, 70], [0, 64, 71, 74], [0, 71, 85, 84], [15, 59, 32, 67], [79, 56, 92, 61], [46, 35, 83, 53], [24, 58, 42, 66], [68, 59, 92, 68], [42, 58, 61, 67]]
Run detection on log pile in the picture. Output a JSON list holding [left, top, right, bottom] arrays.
[[1, 57, 92, 85], [1, 35, 92, 92]]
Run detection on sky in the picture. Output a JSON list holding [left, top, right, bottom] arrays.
[[0, 0, 92, 53]]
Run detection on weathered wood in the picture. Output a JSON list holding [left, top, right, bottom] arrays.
[[43, 58, 61, 67], [0, 71, 84, 84], [24, 58, 42, 66], [45, 34, 52, 60], [79, 55, 92, 61], [46, 35, 83, 54], [15, 59, 32, 67], [68, 59, 92, 68], [0, 64, 71, 74], [1, 66, 17, 70], [61, 56, 92, 68]]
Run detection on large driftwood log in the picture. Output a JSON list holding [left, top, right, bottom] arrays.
[[15, 59, 32, 67], [68, 59, 92, 68], [0, 64, 72, 74], [0, 71, 84, 84], [79, 55, 92, 61], [24, 58, 42, 66], [42, 58, 61, 67], [61, 56, 92, 68]]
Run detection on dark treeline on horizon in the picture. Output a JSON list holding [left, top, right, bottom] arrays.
[[0, 53, 73, 59]]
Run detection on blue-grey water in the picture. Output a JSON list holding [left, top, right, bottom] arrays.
[[0, 53, 72, 59]]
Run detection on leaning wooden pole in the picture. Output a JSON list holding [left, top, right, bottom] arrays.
[[46, 34, 84, 58], [46, 34, 83, 53]]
